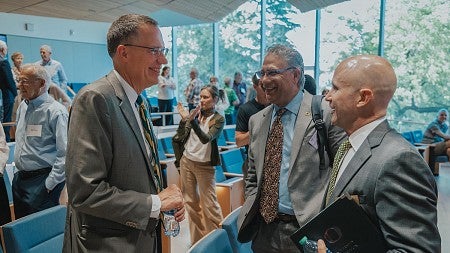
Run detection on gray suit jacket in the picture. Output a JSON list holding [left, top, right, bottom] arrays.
[[63, 71, 160, 253], [329, 120, 440, 253], [237, 92, 346, 242]]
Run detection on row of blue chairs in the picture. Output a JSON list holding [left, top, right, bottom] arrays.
[[188, 206, 252, 253], [1, 205, 66, 253]]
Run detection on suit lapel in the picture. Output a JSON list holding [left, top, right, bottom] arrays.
[[256, 105, 273, 187], [331, 121, 390, 200], [106, 72, 153, 176], [289, 93, 313, 167]]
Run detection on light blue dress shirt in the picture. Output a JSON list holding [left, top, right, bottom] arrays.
[[14, 92, 68, 190], [36, 59, 68, 90], [270, 91, 303, 215]]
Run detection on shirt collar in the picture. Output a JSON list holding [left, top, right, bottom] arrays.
[[348, 116, 386, 151], [26, 92, 50, 107], [113, 70, 139, 106], [273, 90, 303, 116]]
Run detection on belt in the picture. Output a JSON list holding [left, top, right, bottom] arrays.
[[274, 213, 297, 223], [18, 167, 52, 179]]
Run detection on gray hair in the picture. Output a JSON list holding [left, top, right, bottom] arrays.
[[0, 40, 6, 50], [107, 14, 158, 57], [21, 64, 51, 90], [40, 44, 52, 53], [224, 77, 232, 86], [265, 44, 305, 88]]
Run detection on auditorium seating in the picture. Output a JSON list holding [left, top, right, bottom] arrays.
[[220, 149, 245, 176], [1, 205, 66, 253], [215, 166, 244, 217], [220, 206, 253, 253], [187, 229, 233, 253]]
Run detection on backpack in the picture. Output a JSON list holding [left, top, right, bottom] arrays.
[[311, 95, 330, 170]]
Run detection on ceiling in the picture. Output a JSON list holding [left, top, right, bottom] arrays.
[[0, 0, 349, 27]]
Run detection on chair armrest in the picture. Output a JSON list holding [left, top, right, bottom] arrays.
[[223, 172, 243, 178]]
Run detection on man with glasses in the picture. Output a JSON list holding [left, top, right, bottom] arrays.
[[13, 64, 68, 219], [237, 44, 345, 252], [63, 14, 185, 253]]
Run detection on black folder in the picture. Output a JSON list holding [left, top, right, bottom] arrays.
[[290, 194, 386, 253]]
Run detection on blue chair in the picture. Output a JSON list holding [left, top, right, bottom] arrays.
[[223, 126, 236, 143], [401, 131, 414, 145], [159, 136, 175, 155], [411, 130, 424, 143], [1, 205, 67, 253], [220, 149, 244, 175], [215, 166, 244, 217], [187, 229, 233, 253], [220, 206, 253, 253]]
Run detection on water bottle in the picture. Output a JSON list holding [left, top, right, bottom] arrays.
[[299, 236, 332, 253], [163, 210, 180, 237]]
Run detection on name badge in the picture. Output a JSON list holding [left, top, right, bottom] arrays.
[[26, 125, 42, 137]]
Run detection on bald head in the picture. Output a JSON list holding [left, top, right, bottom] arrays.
[[334, 55, 397, 109]]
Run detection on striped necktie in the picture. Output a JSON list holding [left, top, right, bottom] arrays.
[[136, 95, 163, 192], [326, 139, 352, 204], [259, 108, 287, 223]]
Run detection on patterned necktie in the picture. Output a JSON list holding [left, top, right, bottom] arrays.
[[326, 139, 352, 204], [260, 108, 287, 223], [136, 95, 163, 192]]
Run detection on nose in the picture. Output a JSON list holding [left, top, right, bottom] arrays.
[[158, 54, 168, 64]]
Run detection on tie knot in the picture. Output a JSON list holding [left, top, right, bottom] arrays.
[[276, 108, 287, 117], [341, 139, 352, 152], [136, 95, 144, 106]]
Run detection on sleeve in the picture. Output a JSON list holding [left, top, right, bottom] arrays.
[[45, 108, 69, 190], [235, 105, 249, 132], [57, 63, 68, 86], [0, 124, 9, 174], [190, 114, 225, 144], [244, 116, 258, 197], [1, 61, 18, 96]]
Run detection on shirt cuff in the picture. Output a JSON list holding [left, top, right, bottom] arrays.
[[150, 194, 161, 218]]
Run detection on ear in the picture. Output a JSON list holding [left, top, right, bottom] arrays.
[[357, 88, 373, 107], [116, 45, 128, 60]]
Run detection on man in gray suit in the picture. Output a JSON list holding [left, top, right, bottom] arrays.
[[319, 55, 440, 252], [63, 14, 185, 253], [237, 44, 345, 252]]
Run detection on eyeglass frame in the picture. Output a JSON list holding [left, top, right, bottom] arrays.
[[17, 77, 41, 85], [123, 44, 169, 56], [255, 66, 297, 79]]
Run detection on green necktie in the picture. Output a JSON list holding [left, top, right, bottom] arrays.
[[326, 139, 352, 205], [136, 95, 163, 192], [260, 108, 287, 223]]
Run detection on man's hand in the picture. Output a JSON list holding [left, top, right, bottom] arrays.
[[317, 239, 327, 253], [158, 184, 185, 222]]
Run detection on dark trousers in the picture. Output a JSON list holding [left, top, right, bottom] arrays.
[[156, 99, 174, 126], [3, 99, 14, 141], [12, 168, 65, 219], [0, 174, 11, 225]]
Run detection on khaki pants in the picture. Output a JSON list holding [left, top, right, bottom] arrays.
[[180, 156, 223, 244]]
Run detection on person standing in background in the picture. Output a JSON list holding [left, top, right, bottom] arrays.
[[10, 51, 24, 84], [209, 76, 229, 117], [184, 67, 203, 111], [235, 73, 269, 179], [232, 71, 246, 122], [157, 66, 176, 125], [13, 64, 68, 219], [223, 77, 239, 125], [35, 45, 68, 92], [63, 14, 184, 253], [0, 123, 10, 225], [0, 41, 18, 141]]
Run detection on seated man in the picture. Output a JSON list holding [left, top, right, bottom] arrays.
[[13, 64, 68, 219], [422, 109, 450, 158]]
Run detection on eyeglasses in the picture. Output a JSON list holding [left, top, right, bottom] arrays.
[[123, 44, 169, 56], [17, 78, 39, 85], [255, 66, 296, 79]]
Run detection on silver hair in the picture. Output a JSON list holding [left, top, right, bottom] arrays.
[[265, 44, 305, 88], [40, 44, 52, 53], [21, 64, 51, 90], [0, 40, 6, 50]]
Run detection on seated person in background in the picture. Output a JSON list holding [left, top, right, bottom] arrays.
[[48, 82, 72, 110], [422, 108, 450, 157], [0, 123, 10, 225], [13, 64, 68, 219]]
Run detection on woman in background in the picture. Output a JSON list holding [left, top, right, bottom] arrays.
[[209, 76, 229, 117], [157, 66, 176, 125], [173, 85, 224, 245]]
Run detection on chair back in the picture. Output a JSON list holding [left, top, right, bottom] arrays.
[[217, 132, 228, 146], [187, 229, 233, 253], [215, 166, 227, 183], [2, 165, 13, 204], [223, 127, 236, 143], [411, 130, 424, 143], [401, 131, 414, 145], [220, 149, 244, 174], [159, 136, 175, 154], [220, 206, 253, 253], [1, 205, 67, 253]]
